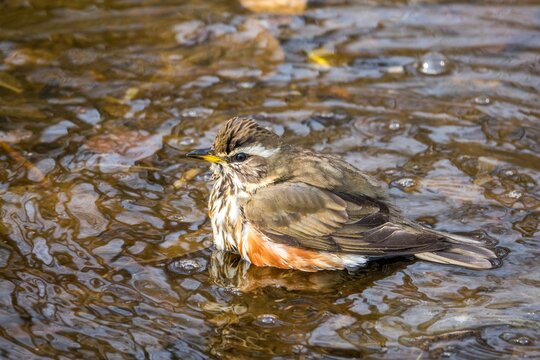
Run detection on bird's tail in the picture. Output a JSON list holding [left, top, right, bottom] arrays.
[[415, 231, 501, 270]]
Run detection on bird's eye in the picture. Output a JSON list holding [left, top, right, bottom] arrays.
[[233, 152, 248, 162]]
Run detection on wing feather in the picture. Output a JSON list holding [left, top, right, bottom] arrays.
[[244, 182, 449, 256]]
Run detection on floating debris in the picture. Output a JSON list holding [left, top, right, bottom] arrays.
[[307, 48, 333, 68], [0, 72, 23, 93]]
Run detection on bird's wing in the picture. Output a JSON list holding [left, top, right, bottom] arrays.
[[244, 182, 448, 255]]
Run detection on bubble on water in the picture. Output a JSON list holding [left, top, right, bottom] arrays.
[[238, 82, 255, 88], [500, 332, 533, 346], [177, 259, 201, 271], [169, 258, 206, 275], [508, 190, 522, 199], [388, 120, 401, 130], [255, 314, 279, 327], [503, 169, 515, 177], [417, 52, 450, 76], [474, 96, 491, 105], [394, 177, 417, 189]]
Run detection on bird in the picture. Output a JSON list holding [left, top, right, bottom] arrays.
[[186, 117, 501, 272]]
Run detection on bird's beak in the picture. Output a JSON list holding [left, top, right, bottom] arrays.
[[186, 148, 223, 164]]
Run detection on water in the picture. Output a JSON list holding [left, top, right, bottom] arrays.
[[0, 1, 539, 358]]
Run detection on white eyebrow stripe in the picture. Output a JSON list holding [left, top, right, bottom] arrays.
[[238, 144, 278, 158]]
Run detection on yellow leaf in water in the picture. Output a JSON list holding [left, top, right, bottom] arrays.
[[0, 72, 23, 94], [307, 48, 333, 68], [240, 0, 306, 14], [103, 87, 139, 105], [174, 168, 204, 189], [123, 87, 139, 102]]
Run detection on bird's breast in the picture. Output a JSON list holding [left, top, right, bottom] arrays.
[[208, 178, 245, 253]]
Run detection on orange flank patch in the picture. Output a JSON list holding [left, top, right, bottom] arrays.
[[244, 225, 344, 272]]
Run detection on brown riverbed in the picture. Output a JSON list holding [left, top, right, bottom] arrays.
[[0, 1, 539, 358]]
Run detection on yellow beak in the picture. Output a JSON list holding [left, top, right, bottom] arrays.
[[186, 148, 224, 164]]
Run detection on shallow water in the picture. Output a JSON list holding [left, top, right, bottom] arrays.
[[0, 0, 539, 359]]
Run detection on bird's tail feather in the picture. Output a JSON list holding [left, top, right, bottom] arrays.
[[415, 231, 500, 270]]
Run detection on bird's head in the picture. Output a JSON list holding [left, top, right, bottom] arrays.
[[187, 117, 284, 192]]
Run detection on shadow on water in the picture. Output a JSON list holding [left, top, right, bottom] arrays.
[[165, 249, 412, 358], [170, 249, 410, 293]]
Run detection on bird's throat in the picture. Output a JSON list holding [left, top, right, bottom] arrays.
[[208, 173, 246, 253]]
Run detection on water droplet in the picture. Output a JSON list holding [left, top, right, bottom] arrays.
[[474, 96, 491, 105], [388, 121, 401, 130], [417, 52, 450, 76], [255, 314, 279, 327], [508, 190, 522, 199]]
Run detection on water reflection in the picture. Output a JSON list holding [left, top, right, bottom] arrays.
[[0, 0, 539, 358]]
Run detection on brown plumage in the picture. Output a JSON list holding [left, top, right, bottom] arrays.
[[187, 117, 501, 271]]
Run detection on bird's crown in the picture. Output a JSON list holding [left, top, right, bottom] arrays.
[[212, 117, 281, 155]]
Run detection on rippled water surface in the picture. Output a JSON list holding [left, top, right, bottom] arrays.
[[1, 0, 539, 358]]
